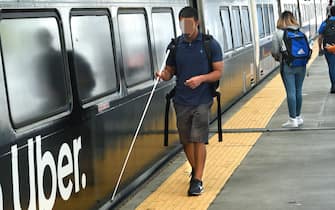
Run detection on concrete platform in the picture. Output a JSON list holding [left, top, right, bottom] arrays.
[[209, 56, 335, 210], [116, 55, 335, 210]]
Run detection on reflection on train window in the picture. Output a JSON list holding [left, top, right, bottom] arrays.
[[152, 9, 175, 70], [241, 6, 252, 44], [301, 5, 307, 23], [269, 5, 276, 33], [220, 7, 233, 51], [263, 5, 270, 35], [0, 18, 68, 128], [231, 6, 242, 48], [284, 4, 289, 11], [71, 15, 118, 103], [257, 5, 265, 38], [118, 11, 152, 87], [294, 6, 300, 24]]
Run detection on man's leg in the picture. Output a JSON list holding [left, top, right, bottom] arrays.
[[183, 142, 206, 180], [183, 143, 195, 171], [188, 142, 206, 196], [193, 142, 206, 180]]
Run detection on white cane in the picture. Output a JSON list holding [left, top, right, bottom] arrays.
[[111, 49, 171, 201]]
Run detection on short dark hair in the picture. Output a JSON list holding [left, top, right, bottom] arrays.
[[331, 6, 335, 16], [178, 6, 198, 21]]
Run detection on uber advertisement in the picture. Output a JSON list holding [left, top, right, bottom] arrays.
[[0, 135, 86, 210]]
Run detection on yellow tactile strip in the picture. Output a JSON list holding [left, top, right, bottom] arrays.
[[136, 73, 286, 210], [136, 133, 261, 210], [223, 75, 286, 129]]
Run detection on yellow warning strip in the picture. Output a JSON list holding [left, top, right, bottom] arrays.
[[136, 43, 318, 210]]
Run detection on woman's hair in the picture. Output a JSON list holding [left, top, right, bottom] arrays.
[[277, 11, 299, 29]]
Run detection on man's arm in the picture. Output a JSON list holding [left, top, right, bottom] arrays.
[[184, 61, 223, 89]]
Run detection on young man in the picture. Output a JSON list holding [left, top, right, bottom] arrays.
[[156, 6, 223, 196], [318, 6, 335, 93]]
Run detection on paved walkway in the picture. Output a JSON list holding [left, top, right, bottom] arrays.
[[116, 53, 335, 210], [209, 56, 335, 210]]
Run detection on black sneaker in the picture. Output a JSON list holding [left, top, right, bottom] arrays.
[[188, 178, 204, 196]]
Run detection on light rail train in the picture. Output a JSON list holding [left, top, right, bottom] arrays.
[[0, 0, 328, 209]]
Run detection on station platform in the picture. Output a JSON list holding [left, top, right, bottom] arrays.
[[116, 54, 335, 210]]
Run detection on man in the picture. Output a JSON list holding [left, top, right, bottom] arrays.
[[156, 6, 224, 196], [318, 5, 335, 93]]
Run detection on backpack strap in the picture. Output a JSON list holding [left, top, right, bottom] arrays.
[[281, 29, 290, 62], [164, 87, 176, 146], [202, 34, 213, 65], [282, 28, 297, 64], [166, 36, 180, 52], [202, 34, 223, 142]]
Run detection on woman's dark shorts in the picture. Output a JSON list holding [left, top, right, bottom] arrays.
[[173, 102, 212, 144]]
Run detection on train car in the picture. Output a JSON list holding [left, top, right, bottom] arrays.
[[197, 0, 278, 114], [0, 1, 187, 210], [0, 0, 323, 209]]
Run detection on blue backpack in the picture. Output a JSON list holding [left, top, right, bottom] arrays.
[[281, 29, 312, 67]]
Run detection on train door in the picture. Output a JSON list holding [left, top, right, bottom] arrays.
[[256, 0, 278, 81]]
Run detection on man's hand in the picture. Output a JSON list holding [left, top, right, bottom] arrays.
[[155, 65, 175, 81], [155, 70, 170, 81], [184, 75, 203, 89], [155, 71, 164, 79]]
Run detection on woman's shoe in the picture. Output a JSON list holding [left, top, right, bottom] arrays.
[[282, 118, 298, 128], [296, 116, 304, 126]]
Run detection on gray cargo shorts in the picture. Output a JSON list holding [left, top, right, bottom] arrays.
[[173, 102, 212, 144]]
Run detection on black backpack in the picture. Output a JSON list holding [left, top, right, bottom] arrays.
[[323, 19, 335, 47], [164, 34, 222, 146]]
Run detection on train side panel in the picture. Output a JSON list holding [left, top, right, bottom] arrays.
[[0, 1, 187, 209]]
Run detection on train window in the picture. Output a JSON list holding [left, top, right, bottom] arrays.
[[269, 5, 276, 33], [293, 6, 300, 24], [0, 17, 69, 128], [284, 4, 291, 11], [257, 5, 265, 38], [241, 6, 252, 44], [231, 7, 242, 48], [71, 13, 118, 103], [301, 5, 305, 23], [152, 8, 175, 70], [263, 5, 270, 35], [118, 10, 152, 87], [220, 7, 233, 51]]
